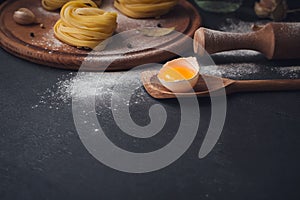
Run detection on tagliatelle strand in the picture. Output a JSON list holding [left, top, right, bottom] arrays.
[[42, 0, 69, 11], [114, 0, 179, 19], [53, 0, 117, 49], [42, 0, 102, 11]]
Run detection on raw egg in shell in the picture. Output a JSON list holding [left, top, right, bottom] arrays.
[[157, 57, 200, 93]]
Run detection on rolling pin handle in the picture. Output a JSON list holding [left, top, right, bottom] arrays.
[[193, 24, 278, 59]]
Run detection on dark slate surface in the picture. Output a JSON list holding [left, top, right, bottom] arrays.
[[1, 0, 300, 199]]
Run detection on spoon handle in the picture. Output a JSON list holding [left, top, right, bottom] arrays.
[[228, 79, 300, 93]]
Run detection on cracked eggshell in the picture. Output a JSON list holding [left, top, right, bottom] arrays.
[[157, 57, 200, 93]]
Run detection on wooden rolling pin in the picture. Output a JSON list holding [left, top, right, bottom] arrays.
[[194, 23, 300, 60]]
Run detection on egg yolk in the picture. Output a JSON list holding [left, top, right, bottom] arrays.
[[158, 65, 196, 81]]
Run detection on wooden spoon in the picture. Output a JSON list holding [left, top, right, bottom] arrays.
[[141, 71, 300, 99]]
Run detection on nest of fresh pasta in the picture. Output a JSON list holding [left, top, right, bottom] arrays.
[[114, 0, 179, 19], [41, 0, 179, 50]]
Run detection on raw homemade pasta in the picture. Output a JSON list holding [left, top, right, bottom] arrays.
[[42, 0, 102, 11], [114, 0, 179, 18], [53, 0, 117, 50]]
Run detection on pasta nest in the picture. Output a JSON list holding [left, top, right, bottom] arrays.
[[114, 0, 179, 19], [53, 0, 118, 49], [42, 0, 102, 11]]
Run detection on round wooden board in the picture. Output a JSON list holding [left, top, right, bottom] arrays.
[[0, 0, 201, 71]]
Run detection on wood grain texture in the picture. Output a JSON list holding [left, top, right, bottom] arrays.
[[0, 0, 201, 71], [194, 23, 300, 60], [141, 71, 300, 99]]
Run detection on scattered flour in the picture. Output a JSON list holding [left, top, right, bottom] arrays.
[[200, 63, 261, 78], [31, 29, 63, 52], [271, 66, 300, 79], [34, 68, 155, 110], [219, 18, 268, 33], [214, 50, 261, 57]]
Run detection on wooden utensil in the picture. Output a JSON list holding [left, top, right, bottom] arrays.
[[141, 71, 300, 99], [194, 23, 300, 60]]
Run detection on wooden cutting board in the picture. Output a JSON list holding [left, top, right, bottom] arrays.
[[0, 0, 201, 71]]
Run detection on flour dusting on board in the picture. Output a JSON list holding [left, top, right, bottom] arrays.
[[31, 29, 63, 52]]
